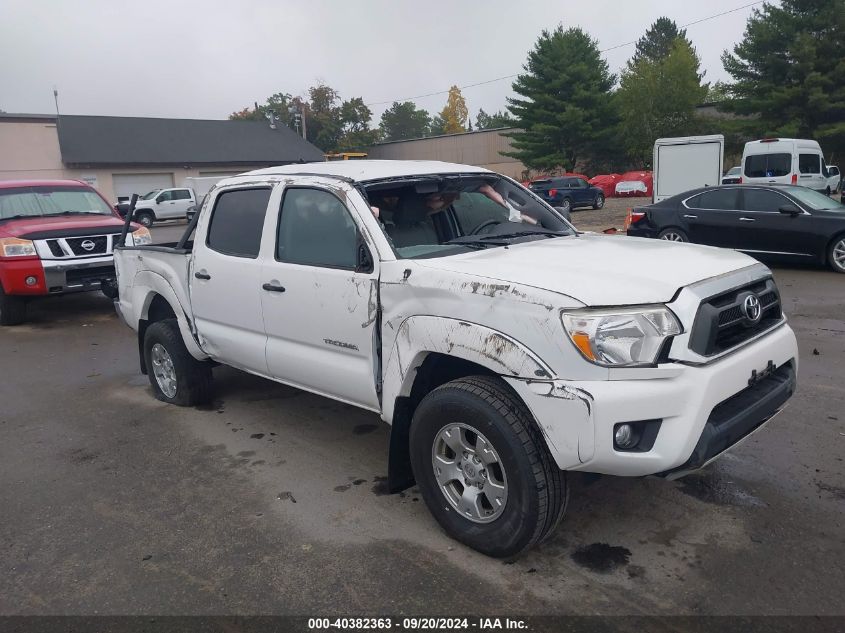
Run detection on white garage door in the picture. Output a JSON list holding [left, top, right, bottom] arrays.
[[112, 173, 174, 201]]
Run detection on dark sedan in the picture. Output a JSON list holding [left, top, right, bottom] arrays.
[[627, 184, 845, 273], [529, 176, 605, 213]]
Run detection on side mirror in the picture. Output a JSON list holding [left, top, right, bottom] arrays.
[[778, 204, 801, 216], [356, 238, 374, 274]]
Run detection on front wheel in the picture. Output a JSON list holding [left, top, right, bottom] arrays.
[[593, 194, 605, 209], [409, 376, 568, 558], [0, 286, 26, 326], [143, 319, 213, 406], [828, 235, 845, 273], [658, 228, 689, 242]]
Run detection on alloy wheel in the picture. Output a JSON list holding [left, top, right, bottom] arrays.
[[833, 238, 845, 271], [660, 232, 685, 242], [151, 343, 178, 398], [431, 423, 508, 523]]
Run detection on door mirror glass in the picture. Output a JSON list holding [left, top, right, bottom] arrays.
[[778, 204, 801, 216]]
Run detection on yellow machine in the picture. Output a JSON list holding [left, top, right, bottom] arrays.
[[324, 152, 368, 161]]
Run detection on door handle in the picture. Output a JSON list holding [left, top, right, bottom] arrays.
[[683, 214, 698, 219], [262, 282, 286, 293], [739, 217, 756, 222], [194, 270, 211, 280]]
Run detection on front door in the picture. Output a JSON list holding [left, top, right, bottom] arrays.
[[190, 186, 274, 372], [737, 188, 816, 256], [261, 184, 380, 410]]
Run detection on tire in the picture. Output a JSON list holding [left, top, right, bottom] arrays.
[[828, 234, 845, 273], [143, 319, 213, 406], [658, 227, 689, 242], [593, 194, 605, 209], [0, 285, 27, 326], [409, 376, 568, 558], [826, 187, 831, 196], [135, 211, 154, 228], [559, 198, 572, 213]]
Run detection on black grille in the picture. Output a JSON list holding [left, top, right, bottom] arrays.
[[689, 278, 783, 356], [66, 235, 108, 256], [46, 240, 64, 257]]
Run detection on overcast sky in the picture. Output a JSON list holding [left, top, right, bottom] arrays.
[[0, 0, 761, 123]]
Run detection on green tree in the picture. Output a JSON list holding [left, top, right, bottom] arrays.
[[336, 97, 379, 150], [617, 39, 709, 167], [379, 101, 431, 141], [438, 86, 469, 134], [721, 0, 845, 156], [475, 108, 516, 130], [505, 26, 617, 171], [229, 92, 296, 125], [630, 17, 696, 68], [429, 114, 448, 136]]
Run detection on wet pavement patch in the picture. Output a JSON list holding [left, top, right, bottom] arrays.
[[250, 433, 265, 439], [277, 491, 297, 503], [571, 543, 631, 573], [815, 481, 845, 500], [372, 476, 390, 496], [353, 424, 378, 435], [334, 484, 351, 492], [678, 474, 766, 507]]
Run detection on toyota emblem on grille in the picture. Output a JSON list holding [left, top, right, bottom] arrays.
[[741, 294, 762, 324], [80, 239, 96, 252]]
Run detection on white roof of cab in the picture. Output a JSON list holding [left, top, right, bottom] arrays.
[[243, 159, 492, 182]]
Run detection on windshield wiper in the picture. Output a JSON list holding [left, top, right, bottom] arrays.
[[0, 214, 28, 223], [444, 236, 511, 248], [41, 210, 104, 217], [484, 229, 569, 240]]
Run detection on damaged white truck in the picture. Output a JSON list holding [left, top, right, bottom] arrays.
[[114, 161, 798, 557]]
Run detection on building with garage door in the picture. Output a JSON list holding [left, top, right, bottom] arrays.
[[0, 113, 324, 202]]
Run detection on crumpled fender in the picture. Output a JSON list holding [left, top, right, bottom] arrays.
[[131, 270, 207, 361], [380, 315, 554, 424]]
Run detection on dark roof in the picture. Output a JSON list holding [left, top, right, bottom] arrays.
[[56, 115, 324, 166]]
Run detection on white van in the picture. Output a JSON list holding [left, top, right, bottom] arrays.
[[742, 138, 831, 192]]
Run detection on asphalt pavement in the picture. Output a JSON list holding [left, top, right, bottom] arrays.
[[0, 223, 843, 616]]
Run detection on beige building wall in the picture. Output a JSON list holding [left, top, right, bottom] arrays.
[[367, 128, 528, 179], [0, 120, 269, 202]]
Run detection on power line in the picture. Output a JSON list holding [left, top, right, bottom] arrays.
[[364, 0, 765, 108]]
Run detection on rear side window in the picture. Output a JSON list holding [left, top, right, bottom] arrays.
[[744, 153, 791, 178], [206, 188, 271, 258], [743, 189, 790, 212], [799, 153, 821, 174], [276, 188, 358, 269], [687, 188, 740, 210], [172, 189, 192, 200]]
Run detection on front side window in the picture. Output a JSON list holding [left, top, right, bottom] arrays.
[[687, 188, 740, 210], [157, 190, 173, 202], [745, 153, 791, 178], [743, 189, 790, 212], [0, 186, 113, 220], [206, 188, 271, 258], [276, 188, 358, 269], [799, 153, 821, 174]]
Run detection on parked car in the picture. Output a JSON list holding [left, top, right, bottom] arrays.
[[626, 184, 845, 273], [529, 176, 604, 212], [825, 164, 840, 193], [741, 138, 830, 192], [114, 161, 798, 557], [722, 166, 742, 184], [0, 180, 149, 325], [130, 187, 198, 226]]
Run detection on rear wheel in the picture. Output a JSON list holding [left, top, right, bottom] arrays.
[[593, 194, 605, 209], [143, 319, 213, 405], [828, 235, 845, 273], [559, 198, 572, 213], [135, 211, 154, 228], [409, 376, 568, 558], [0, 286, 26, 326], [658, 228, 689, 242]]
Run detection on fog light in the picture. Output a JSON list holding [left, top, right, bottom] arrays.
[[25, 276, 37, 286], [614, 423, 637, 449]]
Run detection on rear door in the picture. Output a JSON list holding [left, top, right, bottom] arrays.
[[682, 188, 743, 247], [743, 152, 792, 186], [799, 152, 826, 191], [260, 180, 381, 410], [190, 186, 274, 372], [737, 188, 816, 256]]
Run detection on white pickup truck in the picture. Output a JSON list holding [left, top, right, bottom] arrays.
[[114, 160, 798, 557], [130, 187, 198, 227]]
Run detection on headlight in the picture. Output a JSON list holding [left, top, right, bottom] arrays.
[[129, 227, 152, 246], [561, 306, 681, 367], [0, 237, 37, 257]]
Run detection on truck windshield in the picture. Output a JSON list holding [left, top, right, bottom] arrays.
[[141, 190, 161, 200], [365, 175, 574, 259], [0, 186, 114, 220]]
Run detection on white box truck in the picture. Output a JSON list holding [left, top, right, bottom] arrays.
[[652, 135, 724, 203]]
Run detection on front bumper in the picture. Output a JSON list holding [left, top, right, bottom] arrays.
[[505, 323, 798, 477], [41, 256, 116, 295]]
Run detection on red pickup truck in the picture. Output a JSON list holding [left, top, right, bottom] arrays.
[[0, 180, 150, 325]]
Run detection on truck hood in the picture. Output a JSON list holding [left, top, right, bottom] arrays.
[[0, 214, 127, 238], [415, 234, 760, 306]]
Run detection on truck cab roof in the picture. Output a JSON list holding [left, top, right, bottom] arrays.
[[242, 160, 491, 184]]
